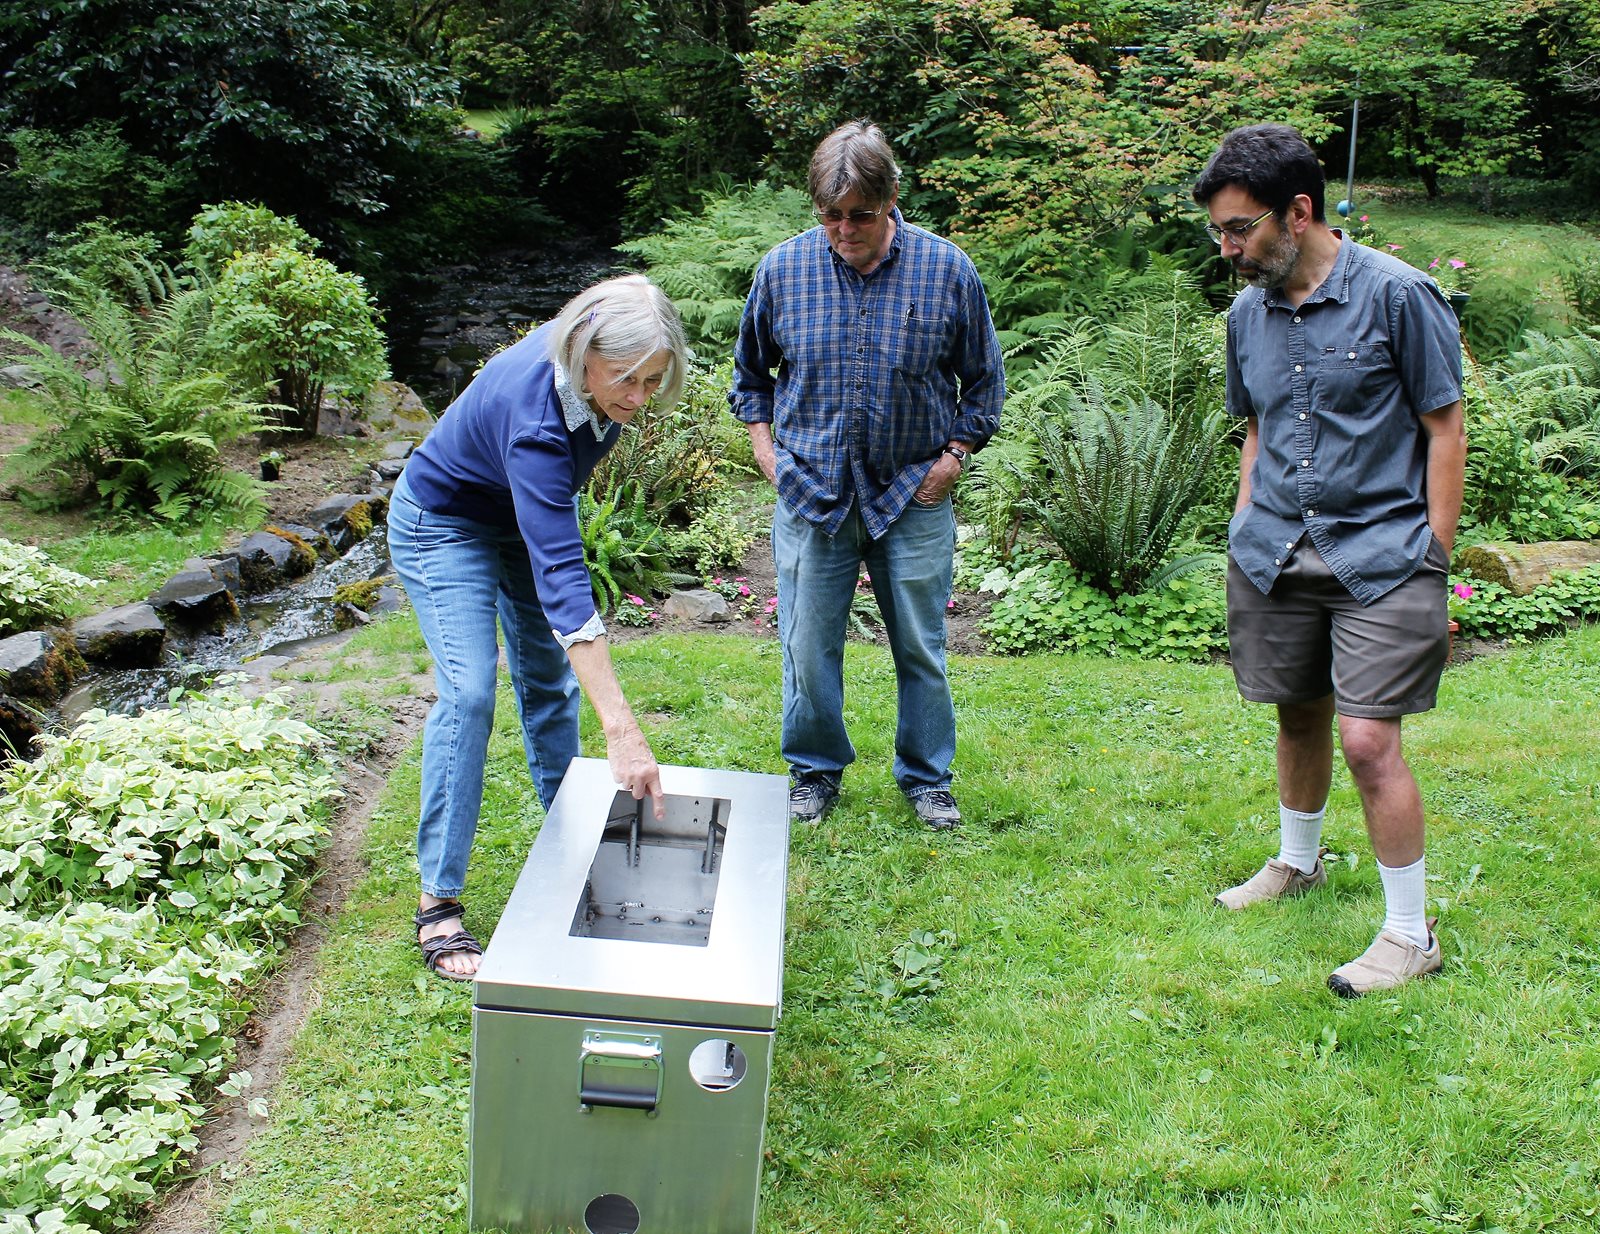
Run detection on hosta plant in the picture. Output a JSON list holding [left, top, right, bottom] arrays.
[[0, 540, 96, 637]]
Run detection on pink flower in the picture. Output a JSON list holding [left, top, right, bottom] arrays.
[[1387, 244, 1403, 252], [738, 585, 751, 597], [1360, 215, 1369, 222], [946, 599, 956, 610], [735, 576, 747, 583], [764, 597, 778, 611], [1429, 258, 1440, 270], [1453, 582, 1474, 600], [627, 594, 645, 606], [1449, 259, 1466, 269], [710, 577, 724, 586]]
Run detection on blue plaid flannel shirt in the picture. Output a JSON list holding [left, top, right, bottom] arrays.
[[729, 212, 1004, 537]]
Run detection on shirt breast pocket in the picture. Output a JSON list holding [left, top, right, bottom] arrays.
[[893, 317, 950, 378], [1312, 341, 1392, 406]]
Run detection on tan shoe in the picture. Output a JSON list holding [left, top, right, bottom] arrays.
[[1214, 854, 1326, 910], [1327, 920, 1441, 998]]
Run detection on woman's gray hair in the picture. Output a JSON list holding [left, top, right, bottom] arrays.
[[549, 273, 690, 409], [808, 120, 901, 209]]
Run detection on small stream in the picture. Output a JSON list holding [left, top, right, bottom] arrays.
[[53, 534, 395, 727]]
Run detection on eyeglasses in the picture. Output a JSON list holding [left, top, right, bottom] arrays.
[[1204, 207, 1276, 246], [814, 204, 886, 227]]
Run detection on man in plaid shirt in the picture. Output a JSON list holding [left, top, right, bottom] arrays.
[[730, 120, 1005, 829]]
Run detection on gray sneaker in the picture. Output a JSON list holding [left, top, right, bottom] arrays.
[[911, 789, 962, 830], [789, 774, 839, 821]]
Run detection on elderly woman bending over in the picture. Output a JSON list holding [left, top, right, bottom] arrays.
[[387, 274, 689, 980]]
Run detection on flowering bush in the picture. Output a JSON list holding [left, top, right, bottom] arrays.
[[1448, 567, 1600, 642], [0, 539, 96, 637], [612, 594, 658, 628], [1424, 256, 1473, 296]]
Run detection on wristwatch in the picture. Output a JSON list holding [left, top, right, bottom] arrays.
[[942, 444, 971, 471]]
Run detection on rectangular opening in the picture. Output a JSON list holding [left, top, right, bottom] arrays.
[[568, 790, 728, 947]]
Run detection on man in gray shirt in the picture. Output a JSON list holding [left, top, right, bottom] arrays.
[[1193, 123, 1467, 997]]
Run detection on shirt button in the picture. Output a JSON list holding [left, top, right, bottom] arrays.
[[1274, 558, 1282, 565], [1285, 541, 1294, 549], [1301, 459, 1311, 467], [1294, 364, 1303, 373], [1298, 412, 1307, 420], [1347, 351, 1357, 359], [1292, 316, 1302, 323], [1306, 508, 1318, 517]]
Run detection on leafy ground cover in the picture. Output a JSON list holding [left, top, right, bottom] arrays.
[[0, 682, 341, 1232], [208, 618, 1600, 1234]]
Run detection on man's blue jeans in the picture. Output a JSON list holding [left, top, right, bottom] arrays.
[[388, 477, 580, 899], [772, 495, 957, 798]]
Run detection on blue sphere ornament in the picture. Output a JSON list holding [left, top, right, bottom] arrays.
[[1336, 199, 1352, 217]]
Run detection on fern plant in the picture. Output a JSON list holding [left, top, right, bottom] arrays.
[[5, 269, 269, 523], [617, 179, 816, 353]]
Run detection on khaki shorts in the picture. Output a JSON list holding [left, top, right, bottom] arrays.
[[1226, 538, 1450, 719]]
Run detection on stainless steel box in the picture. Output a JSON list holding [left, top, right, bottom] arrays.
[[470, 757, 790, 1234]]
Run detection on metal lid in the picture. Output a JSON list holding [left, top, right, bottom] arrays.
[[475, 759, 791, 1030]]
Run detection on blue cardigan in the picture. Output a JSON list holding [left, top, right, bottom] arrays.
[[402, 322, 620, 641]]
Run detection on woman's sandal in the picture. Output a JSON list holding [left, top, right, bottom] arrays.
[[414, 900, 483, 982]]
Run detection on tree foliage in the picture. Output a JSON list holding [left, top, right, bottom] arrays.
[[0, 0, 449, 228]]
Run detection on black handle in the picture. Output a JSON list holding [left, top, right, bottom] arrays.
[[580, 1084, 657, 1111]]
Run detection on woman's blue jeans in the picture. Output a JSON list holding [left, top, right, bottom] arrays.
[[387, 477, 580, 899], [773, 495, 957, 798]]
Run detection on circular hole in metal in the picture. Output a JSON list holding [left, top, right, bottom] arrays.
[[584, 1193, 641, 1234], [688, 1038, 748, 1091]]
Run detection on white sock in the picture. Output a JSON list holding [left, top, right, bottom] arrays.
[[1276, 802, 1326, 873], [1378, 855, 1430, 947]]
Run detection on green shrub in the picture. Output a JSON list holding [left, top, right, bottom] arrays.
[[1449, 567, 1600, 642], [184, 201, 318, 277], [0, 677, 336, 1230], [579, 490, 674, 614], [979, 555, 1227, 661], [666, 492, 761, 578], [43, 221, 174, 312], [0, 539, 96, 637], [5, 121, 175, 243], [207, 245, 389, 436], [1462, 404, 1600, 542], [3, 272, 269, 523]]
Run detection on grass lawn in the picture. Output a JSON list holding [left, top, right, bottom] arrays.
[[1356, 194, 1600, 313], [211, 620, 1600, 1233]]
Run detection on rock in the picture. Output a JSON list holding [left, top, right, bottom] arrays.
[[383, 439, 417, 459], [0, 364, 40, 389], [273, 521, 338, 562], [148, 568, 241, 631], [306, 493, 389, 552], [0, 630, 82, 702], [371, 458, 407, 482], [333, 602, 374, 631], [237, 530, 317, 591], [1455, 540, 1600, 596], [662, 588, 732, 623], [0, 692, 39, 761], [316, 379, 436, 439], [191, 553, 244, 595], [73, 603, 166, 666], [372, 584, 405, 615]]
